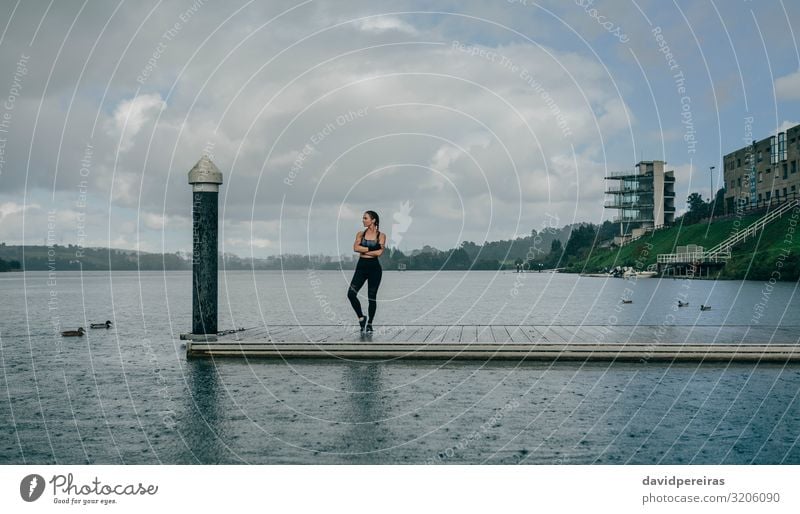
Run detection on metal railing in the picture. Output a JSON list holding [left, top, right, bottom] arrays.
[[705, 198, 799, 258], [725, 192, 799, 215], [606, 171, 655, 179], [657, 250, 731, 264], [606, 187, 655, 194], [604, 200, 655, 208], [656, 198, 798, 264], [612, 216, 655, 223], [622, 224, 666, 246]]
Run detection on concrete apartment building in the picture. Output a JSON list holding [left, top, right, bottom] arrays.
[[604, 160, 676, 245], [723, 123, 800, 213]]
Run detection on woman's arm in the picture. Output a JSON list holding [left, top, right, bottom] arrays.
[[362, 233, 386, 257], [353, 231, 369, 253]]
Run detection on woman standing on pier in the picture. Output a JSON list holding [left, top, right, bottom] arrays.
[[348, 210, 385, 333]]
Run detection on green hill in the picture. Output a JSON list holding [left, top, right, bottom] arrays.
[[718, 212, 800, 281], [564, 210, 800, 281], [0, 244, 191, 271]]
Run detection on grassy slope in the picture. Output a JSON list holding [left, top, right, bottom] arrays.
[[566, 210, 800, 280], [718, 210, 800, 281]]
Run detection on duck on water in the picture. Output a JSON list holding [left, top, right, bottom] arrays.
[[61, 327, 85, 337]]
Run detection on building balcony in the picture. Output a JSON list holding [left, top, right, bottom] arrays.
[[605, 187, 654, 194], [612, 215, 655, 223], [604, 201, 655, 208], [605, 173, 654, 180]]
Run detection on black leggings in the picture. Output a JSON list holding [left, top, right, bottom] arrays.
[[347, 257, 382, 322]]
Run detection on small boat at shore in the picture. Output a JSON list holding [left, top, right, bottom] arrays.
[[580, 267, 658, 279], [624, 270, 658, 279]]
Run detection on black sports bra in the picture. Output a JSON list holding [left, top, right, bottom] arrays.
[[361, 229, 381, 250]]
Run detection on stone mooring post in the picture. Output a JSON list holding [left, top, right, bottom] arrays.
[[189, 155, 222, 335]]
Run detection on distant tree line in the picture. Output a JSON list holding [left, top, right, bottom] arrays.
[[0, 192, 722, 272], [0, 257, 21, 272], [0, 245, 191, 271]]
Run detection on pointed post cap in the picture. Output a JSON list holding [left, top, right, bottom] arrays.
[[188, 155, 222, 192]]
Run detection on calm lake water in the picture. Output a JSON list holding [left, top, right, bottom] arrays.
[[1, 270, 799, 464]]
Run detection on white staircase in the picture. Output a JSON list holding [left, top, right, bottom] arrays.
[[656, 198, 798, 266], [705, 199, 799, 259]]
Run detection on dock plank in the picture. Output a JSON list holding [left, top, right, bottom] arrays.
[[423, 325, 450, 343], [539, 326, 567, 343], [579, 325, 610, 341], [188, 341, 800, 362], [523, 326, 546, 343], [191, 324, 800, 363], [491, 326, 511, 343], [506, 325, 532, 343], [464, 325, 482, 343], [441, 325, 463, 343], [555, 325, 581, 342]]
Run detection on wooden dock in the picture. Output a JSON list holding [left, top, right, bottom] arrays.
[[184, 324, 800, 362]]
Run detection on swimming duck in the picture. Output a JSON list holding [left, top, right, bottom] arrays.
[[678, 301, 688, 307], [621, 299, 633, 304], [700, 305, 711, 311], [61, 327, 85, 337], [90, 320, 112, 329]]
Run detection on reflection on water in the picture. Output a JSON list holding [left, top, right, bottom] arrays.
[[180, 360, 233, 464], [341, 363, 389, 461]]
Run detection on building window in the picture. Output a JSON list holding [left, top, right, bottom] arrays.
[[784, 163, 789, 179], [793, 161, 797, 174], [792, 185, 797, 194], [737, 177, 741, 188], [766, 191, 771, 200], [758, 171, 763, 182], [758, 151, 762, 162], [783, 187, 787, 197], [779, 132, 787, 160], [759, 193, 763, 201], [737, 158, 741, 167]]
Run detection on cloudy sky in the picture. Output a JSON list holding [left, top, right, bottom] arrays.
[[0, 0, 799, 257]]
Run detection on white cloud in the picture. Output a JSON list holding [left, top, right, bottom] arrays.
[[0, 201, 39, 220], [110, 171, 141, 207], [226, 237, 273, 249], [108, 93, 166, 153], [357, 16, 418, 34], [776, 70, 800, 100], [141, 212, 166, 230]]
